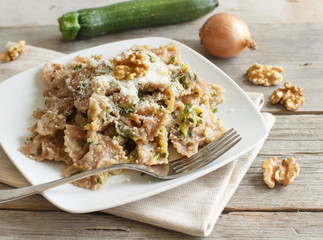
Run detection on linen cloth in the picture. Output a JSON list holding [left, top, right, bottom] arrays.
[[0, 43, 275, 236]]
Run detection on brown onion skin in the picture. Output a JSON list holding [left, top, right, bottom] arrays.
[[199, 13, 257, 58]]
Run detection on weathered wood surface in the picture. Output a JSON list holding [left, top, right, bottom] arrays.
[[0, 210, 322, 240], [2, 0, 323, 27], [1, 0, 323, 239]]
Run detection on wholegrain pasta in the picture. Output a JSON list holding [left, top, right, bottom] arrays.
[[19, 43, 226, 190]]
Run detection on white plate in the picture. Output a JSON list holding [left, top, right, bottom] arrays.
[[0, 37, 268, 213]]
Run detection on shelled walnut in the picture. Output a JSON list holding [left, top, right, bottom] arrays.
[[113, 51, 149, 80], [247, 63, 284, 86], [0, 40, 26, 62], [261, 157, 279, 188], [270, 81, 304, 110], [261, 157, 300, 188]]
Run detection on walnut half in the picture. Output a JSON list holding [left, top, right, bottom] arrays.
[[113, 51, 149, 80], [270, 82, 304, 110], [261, 157, 279, 188], [261, 157, 300, 188], [0, 40, 26, 62], [247, 63, 284, 86]]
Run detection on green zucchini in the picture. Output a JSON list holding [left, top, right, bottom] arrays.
[[58, 0, 218, 40]]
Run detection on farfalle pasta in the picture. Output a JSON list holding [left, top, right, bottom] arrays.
[[19, 43, 226, 190]]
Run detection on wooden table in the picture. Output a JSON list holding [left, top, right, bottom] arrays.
[[1, 0, 322, 239]]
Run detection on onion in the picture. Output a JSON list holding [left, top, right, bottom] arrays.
[[199, 13, 257, 58]]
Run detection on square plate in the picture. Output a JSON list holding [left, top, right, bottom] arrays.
[[0, 37, 268, 213]]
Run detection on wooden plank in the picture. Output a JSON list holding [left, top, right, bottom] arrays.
[[0, 0, 125, 28], [264, 115, 323, 141], [0, 210, 186, 239], [0, 210, 322, 239], [228, 154, 323, 210], [227, 114, 323, 209], [213, 212, 323, 239], [1, 23, 322, 112], [1, 0, 323, 28]]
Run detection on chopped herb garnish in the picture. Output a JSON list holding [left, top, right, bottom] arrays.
[[161, 152, 167, 158], [179, 129, 185, 136], [97, 175, 103, 184], [188, 117, 194, 123], [44, 98, 48, 105], [72, 64, 82, 71], [76, 141, 86, 147], [119, 107, 135, 115], [170, 56, 176, 63], [158, 105, 163, 111], [73, 82, 91, 99], [178, 75, 186, 84], [198, 112, 203, 117], [106, 107, 111, 119], [116, 124, 138, 140], [184, 102, 191, 113], [194, 92, 199, 94], [194, 73, 199, 81], [71, 169, 82, 176], [26, 137, 33, 142], [212, 108, 218, 113], [51, 77, 55, 82], [88, 139, 94, 145], [147, 53, 155, 63], [73, 86, 81, 99], [30, 152, 40, 156]]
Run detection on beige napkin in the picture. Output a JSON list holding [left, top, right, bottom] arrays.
[[0, 43, 275, 236]]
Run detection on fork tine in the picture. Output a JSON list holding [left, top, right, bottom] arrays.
[[171, 128, 235, 167], [172, 131, 241, 173]]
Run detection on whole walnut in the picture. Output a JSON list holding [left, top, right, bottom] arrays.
[[271, 82, 304, 110], [247, 63, 284, 86], [261, 157, 300, 188]]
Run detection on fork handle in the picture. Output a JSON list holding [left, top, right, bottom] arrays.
[[0, 163, 141, 203]]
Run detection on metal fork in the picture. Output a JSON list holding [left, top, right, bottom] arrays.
[[0, 128, 240, 203]]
